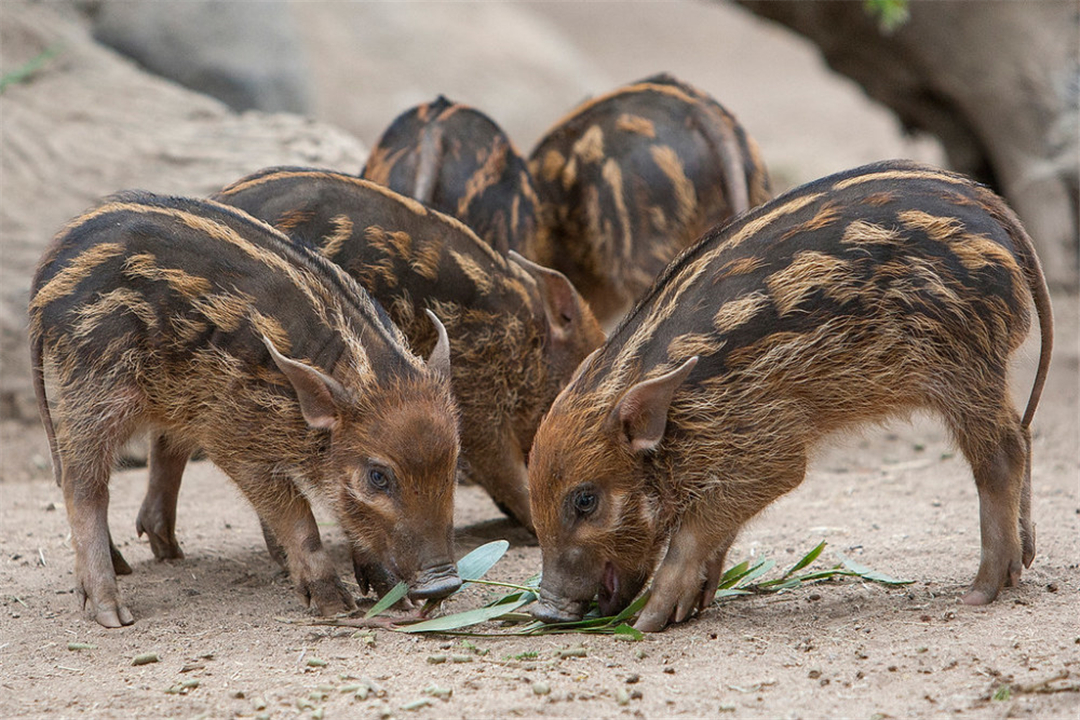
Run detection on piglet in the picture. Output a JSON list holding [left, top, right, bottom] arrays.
[[529, 73, 772, 324], [527, 160, 1053, 631], [29, 193, 461, 627]]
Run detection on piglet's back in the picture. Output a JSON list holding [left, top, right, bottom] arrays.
[[31, 192, 417, 392], [592, 160, 1042, 401]]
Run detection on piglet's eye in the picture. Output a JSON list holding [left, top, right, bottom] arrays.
[[573, 489, 598, 515], [367, 465, 391, 492]]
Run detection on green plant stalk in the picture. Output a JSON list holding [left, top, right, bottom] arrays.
[[345, 539, 909, 638], [0, 46, 62, 94], [466, 578, 538, 594]]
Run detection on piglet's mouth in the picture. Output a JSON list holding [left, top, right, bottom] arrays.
[[597, 562, 620, 616], [353, 557, 399, 598]]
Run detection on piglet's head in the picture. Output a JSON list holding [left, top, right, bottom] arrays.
[[528, 356, 698, 623], [263, 311, 462, 603]]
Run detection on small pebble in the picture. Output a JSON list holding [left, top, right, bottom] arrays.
[[625, 673, 640, 684], [449, 654, 473, 663], [306, 657, 328, 668], [427, 655, 447, 664], [558, 647, 586, 659], [616, 688, 631, 706], [532, 682, 551, 696]]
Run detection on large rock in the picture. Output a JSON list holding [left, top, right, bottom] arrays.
[[292, 1, 611, 150], [91, 0, 311, 113], [736, 0, 1080, 289], [0, 2, 367, 422]]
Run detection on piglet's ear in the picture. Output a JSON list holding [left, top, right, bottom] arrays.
[[509, 251, 580, 343], [263, 335, 345, 430], [612, 357, 698, 454], [424, 309, 452, 380]]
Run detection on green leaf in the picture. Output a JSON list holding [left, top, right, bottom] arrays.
[[863, 0, 910, 34], [364, 581, 408, 619], [713, 588, 752, 600], [790, 568, 849, 583], [736, 558, 775, 587], [717, 559, 751, 589], [610, 623, 644, 641], [835, 552, 913, 585], [611, 591, 651, 624], [457, 540, 510, 584], [397, 592, 534, 633], [782, 540, 827, 579], [531, 615, 613, 632]]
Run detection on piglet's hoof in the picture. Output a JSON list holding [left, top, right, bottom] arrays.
[[91, 601, 135, 628], [136, 513, 184, 560], [301, 577, 356, 616]]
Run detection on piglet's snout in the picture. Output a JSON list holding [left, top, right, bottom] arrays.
[[409, 562, 461, 600]]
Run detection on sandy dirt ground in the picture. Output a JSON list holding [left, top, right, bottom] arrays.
[[1, 299, 1075, 720], [2, 3, 1078, 719]]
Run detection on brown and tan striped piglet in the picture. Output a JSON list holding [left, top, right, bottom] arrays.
[[29, 193, 461, 627], [529, 72, 772, 325], [362, 95, 541, 258], [527, 160, 1053, 632], [210, 168, 604, 529]]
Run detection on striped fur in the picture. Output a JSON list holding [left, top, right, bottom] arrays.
[[527, 160, 1053, 632], [29, 194, 461, 627], [212, 168, 604, 528], [529, 73, 772, 324], [362, 96, 541, 257]]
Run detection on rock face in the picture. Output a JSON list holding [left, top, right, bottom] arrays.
[[91, 0, 312, 113], [292, 1, 610, 149], [736, 0, 1080, 289], [0, 2, 368, 421]]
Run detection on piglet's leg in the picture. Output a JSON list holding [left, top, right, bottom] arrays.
[[698, 531, 738, 610], [634, 516, 721, 633], [464, 424, 534, 532], [259, 517, 289, 569], [136, 433, 188, 560], [957, 415, 1026, 605], [228, 467, 355, 616], [636, 453, 808, 632], [63, 458, 134, 628]]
